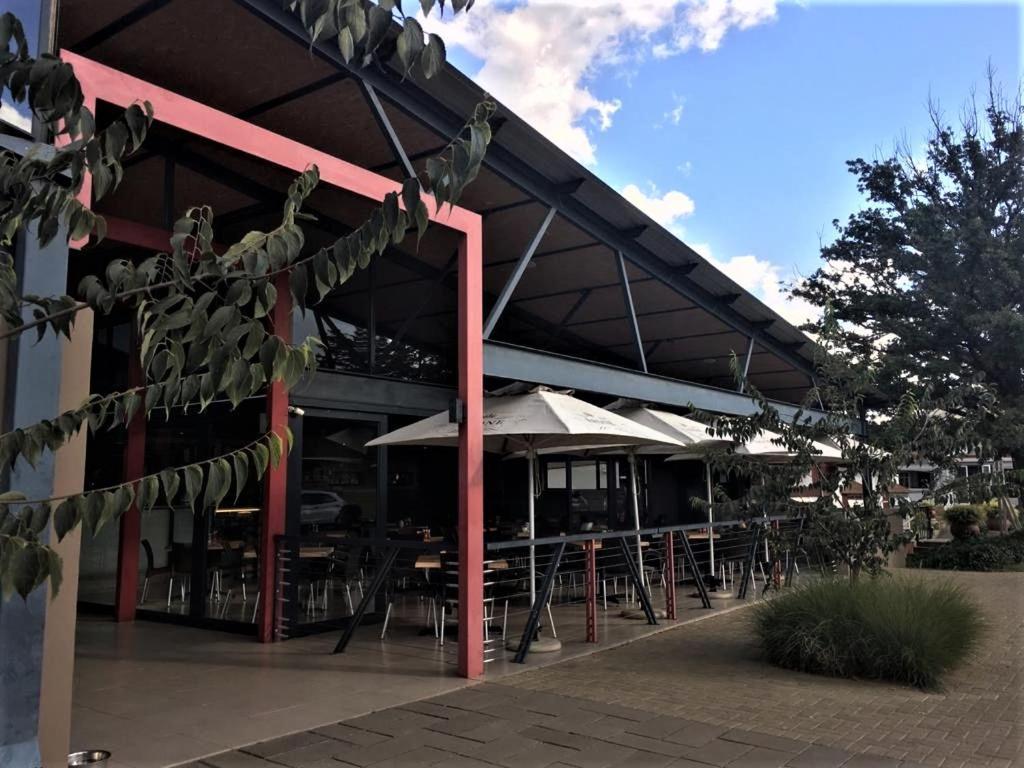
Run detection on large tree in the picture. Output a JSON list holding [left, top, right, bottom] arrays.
[[795, 83, 1024, 466], [0, 1, 493, 598]]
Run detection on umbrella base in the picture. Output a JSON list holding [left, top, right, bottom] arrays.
[[507, 635, 562, 653], [690, 590, 735, 600], [620, 608, 668, 620]]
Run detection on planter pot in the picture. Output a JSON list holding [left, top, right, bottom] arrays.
[[987, 517, 1009, 533], [949, 521, 982, 540]]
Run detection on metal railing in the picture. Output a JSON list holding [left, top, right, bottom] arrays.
[[485, 515, 808, 663], [271, 515, 811, 665]]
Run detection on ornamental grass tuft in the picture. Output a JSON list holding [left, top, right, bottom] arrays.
[[753, 577, 983, 690]]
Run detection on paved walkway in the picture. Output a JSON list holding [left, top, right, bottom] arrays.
[[179, 571, 1022, 768]]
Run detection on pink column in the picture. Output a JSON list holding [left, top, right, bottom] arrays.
[[114, 338, 145, 621], [457, 227, 484, 679], [258, 272, 292, 643]]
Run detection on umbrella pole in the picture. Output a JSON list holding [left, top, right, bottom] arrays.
[[528, 450, 536, 608], [628, 452, 644, 587], [706, 463, 715, 580]]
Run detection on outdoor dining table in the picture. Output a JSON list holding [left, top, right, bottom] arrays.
[[685, 532, 721, 541], [298, 546, 334, 559]]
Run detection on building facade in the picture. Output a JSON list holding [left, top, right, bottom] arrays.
[[1, 1, 833, 764]]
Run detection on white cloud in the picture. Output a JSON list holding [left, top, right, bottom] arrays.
[[697, 245, 821, 327], [620, 183, 695, 237], [421, 1, 777, 165], [0, 101, 30, 132]]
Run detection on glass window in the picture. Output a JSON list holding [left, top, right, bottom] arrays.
[[571, 460, 599, 490], [546, 461, 567, 489]]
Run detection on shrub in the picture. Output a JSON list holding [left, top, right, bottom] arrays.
[[943, 504, 984, 526], [753, 577, 983, 690], [908, 530, 1024, 571]]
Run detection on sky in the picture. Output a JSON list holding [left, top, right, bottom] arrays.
[[418, 0, 1022, 326]]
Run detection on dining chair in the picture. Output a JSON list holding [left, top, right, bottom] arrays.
[[166, 543, 194, 607], [139, 539, 170, 606]]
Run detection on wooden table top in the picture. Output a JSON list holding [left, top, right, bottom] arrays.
[[686, 532, 721, 541]]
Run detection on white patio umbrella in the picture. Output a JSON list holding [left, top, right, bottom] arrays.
[[365, 387, 677, 608], [668, 429, 846, 566], [597, 406, 729, 584]]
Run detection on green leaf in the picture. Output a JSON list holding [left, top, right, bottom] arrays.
[[232, 451, 250, 503], [80, 494, 101, 534], [250, 443, 270, 481], [160, 469, 181, 509], [46, 547, 62, 597], [54, 499, 78, 541], [289, 264, 308, 311], [138, 475, 159, 514], [10, 544, 40, 599], [183, 464, 204, 511], [268, 432, 284, 468], [338, 26, 355, 63], [396, 18, 425, 74], [28, 503, 50, 534], [204, 458, 231, 511]]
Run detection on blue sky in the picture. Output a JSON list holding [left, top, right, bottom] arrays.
[[422, 0, 1021, 324]]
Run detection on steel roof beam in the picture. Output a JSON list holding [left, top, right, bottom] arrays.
[[482, 205, 556, 339], [235, 0, 815, 379], [616, 251, 647, 373]]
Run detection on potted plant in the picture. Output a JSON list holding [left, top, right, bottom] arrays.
[[986, 502, 1009, 534], [944, 504, 984, 540]]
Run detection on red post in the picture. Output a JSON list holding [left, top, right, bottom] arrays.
[[665, 532, 677, 620], [457, 225, 484, 679], [114, 339, 146, 621], [258, 272, 292, 643], [585, 540, 597, 643]]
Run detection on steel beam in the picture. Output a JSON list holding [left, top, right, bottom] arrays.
[[480, 198, 536, 217], [739, 337, 755, 393], [482, 206, 557, 338], [235, 0, 817, 380], [484, 341, 845, 427], [72, 0, 173, 52], [387, 249, 459, 347], [369, 143, 447, 173], [550, 289, 591, 342], [616, 251, 647, 372], [360, 81, 416, 180], [237, 73, 348, 119]]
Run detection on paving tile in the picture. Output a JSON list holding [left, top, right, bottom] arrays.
[[721, 730, 808, 754], [430, 757, 501, 768], [520, 725, 591, 751], [614, 752, 678, 768], [677, 738, 754, 767], [664, 722, 730, 748], [574, 700, 657, 722], [242, 732, 330, 758], [627, 716, 696, 740], [311, 723, 391, 746], [199, 751, 276, 768], [843, 755, 901, 768], [564, 715, 636, 739], [562, 741, 639, 768], [784, 745, 852, 768], [364, 745, 451, 768], [491, 742, 580, 768], [726, 746, 792, 768], [329, 735, 426, 768], [271, 738, 353, 768], [601, 732, 691, 758]]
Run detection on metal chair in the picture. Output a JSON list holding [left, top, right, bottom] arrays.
[[139, 539, 170, 606]]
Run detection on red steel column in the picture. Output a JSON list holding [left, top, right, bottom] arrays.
[[585, 540, 597, 643], [114, 338, 146, 621], [457, 225, 484, 679], [258, 272, 292, 643], [665, 532, 677, 620]]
